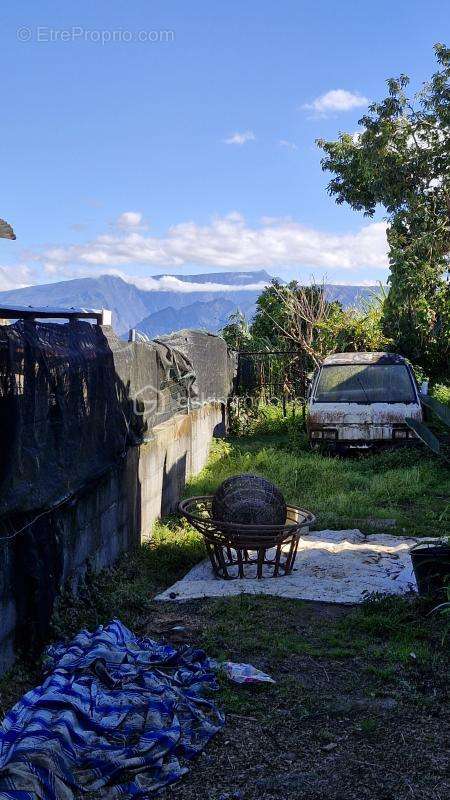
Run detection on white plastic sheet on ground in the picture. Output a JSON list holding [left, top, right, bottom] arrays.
[[155, 530, 422, 604]]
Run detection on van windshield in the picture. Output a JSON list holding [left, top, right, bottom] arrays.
[[314, 364, 417, 404]]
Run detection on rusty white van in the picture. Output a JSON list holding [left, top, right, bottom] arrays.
[[307, 352, 423, 449]]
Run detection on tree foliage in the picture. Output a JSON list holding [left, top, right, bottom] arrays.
[[221, 308, 273, 352], [221, 283, 389, 415], [221, 310, 252, 351], [223, 281, 388, 364], [318, 44, 450, 380], [252, 280, 338, 367]]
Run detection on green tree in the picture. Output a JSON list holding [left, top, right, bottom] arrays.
[[221, 309, 274, 353], [222, 284, 388, 408], [251, 280, 388, 365], [331, 288, 391, 353], [221, 309, 252, 351], [252, 280, 339, 367], [250, 279, 293, 347], [318, 44, 450, 380]]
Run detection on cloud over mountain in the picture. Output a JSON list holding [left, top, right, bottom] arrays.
[[37, 213, 388, 278], [0, 265, 35, 292]]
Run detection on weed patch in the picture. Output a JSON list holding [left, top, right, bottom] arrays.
[[1, 427, 449, 800], [188, 436, 449, 536]]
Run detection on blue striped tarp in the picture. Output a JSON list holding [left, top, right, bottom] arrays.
[[0, 620, 224, 798]]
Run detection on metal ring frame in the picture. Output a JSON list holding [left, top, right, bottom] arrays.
[[178, 496, 315, 580]]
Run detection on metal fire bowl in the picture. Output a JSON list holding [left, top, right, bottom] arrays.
[[178, 495, 315, 580]]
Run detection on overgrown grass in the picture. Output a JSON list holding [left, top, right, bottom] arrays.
[[431, 383, 450, 407], [1, 416, 448, 714], [187, 435, 449, 537], [51, 417, 449, 649], [230, 401, 306, 439], [197, 593, 447, 718], [51, 516, 205, 641]]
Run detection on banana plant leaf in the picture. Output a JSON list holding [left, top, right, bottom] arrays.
[[405, 417, 440, 454], [420, 395, 450, 428]]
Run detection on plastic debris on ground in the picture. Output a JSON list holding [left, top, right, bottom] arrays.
[[0, 620, 224, 799], [217, 661, 276, 685]]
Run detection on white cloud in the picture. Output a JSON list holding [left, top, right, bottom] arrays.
[[223, 130, 256, 145], [303, 89, 369, 115], [128, 275, 269, 293], [36, 212, 388, 278], [330, 279, 381, 287], [0, 265, 34, 291], [116, 211, 144, 229], [279, 140, 298, 150]]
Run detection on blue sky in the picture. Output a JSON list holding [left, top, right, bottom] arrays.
[[0, 0, 447, 291]]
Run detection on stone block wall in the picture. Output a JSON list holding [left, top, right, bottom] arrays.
[[0, 401, 223, 675]]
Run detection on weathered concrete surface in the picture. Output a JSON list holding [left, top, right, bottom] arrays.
[[155, 529, 421, 604], [139, 401, 224, 533], [0, 402, 223, 675]]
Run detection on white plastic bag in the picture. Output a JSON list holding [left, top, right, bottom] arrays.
[[218, 661, 275, 684]]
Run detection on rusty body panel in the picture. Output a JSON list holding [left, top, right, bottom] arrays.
[[321, 351, 407, 366], [307, 352, 423, 448], [308, 402, 422, 443]]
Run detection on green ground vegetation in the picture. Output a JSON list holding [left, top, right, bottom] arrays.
[[191, 423, 449, 537], [1, 416, 447, 700], [1, 422, 448, 799]]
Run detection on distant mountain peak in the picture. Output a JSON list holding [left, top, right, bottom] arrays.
[[0, 271, 377, 337]]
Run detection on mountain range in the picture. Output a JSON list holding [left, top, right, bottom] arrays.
[[0, 271, 377, 338]]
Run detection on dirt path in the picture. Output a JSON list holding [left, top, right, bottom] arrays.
[[147, 597, 449, 800], [0, 570, 448, 800]]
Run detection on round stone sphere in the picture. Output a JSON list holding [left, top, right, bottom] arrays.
[[212, 474, 287, 526]]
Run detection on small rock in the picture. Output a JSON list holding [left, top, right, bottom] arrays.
[[322, 742, 338, 751]]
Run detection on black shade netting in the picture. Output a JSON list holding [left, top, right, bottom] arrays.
[[0, 321, 202, 517]]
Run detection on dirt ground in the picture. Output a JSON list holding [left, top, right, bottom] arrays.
[[144, 597, 449, 800], [0, 593, 448, 799]]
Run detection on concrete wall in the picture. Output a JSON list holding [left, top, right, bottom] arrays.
[[0, 401, 223, 675], [140, 401, 224, 530]]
